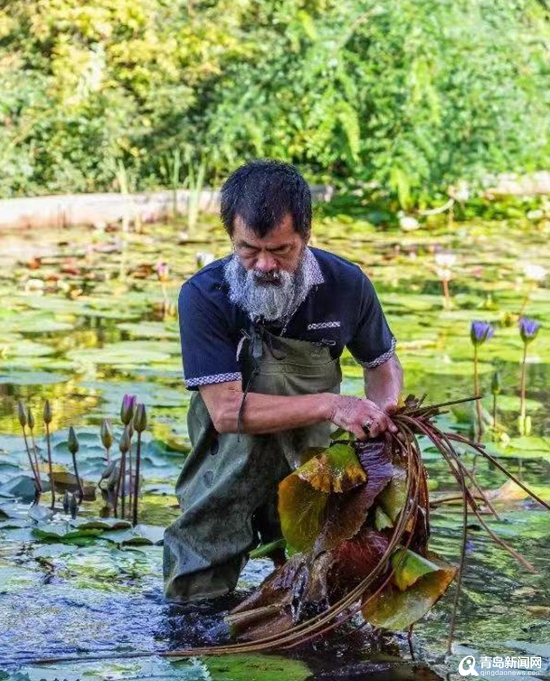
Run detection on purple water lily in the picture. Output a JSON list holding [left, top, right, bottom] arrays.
[[519, 317, 540, 344], [470, 321, 494, 347], [120, 394, 137, 425]]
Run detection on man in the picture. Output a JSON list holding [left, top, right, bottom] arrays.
[[163, 160, 403, 604]]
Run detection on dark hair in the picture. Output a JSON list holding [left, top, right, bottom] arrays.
[[220, 159, 312, 239]]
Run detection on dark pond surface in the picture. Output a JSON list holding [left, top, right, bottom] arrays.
[[0, 216, 549, 680]]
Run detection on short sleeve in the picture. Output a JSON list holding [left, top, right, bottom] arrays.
[[346, 273, 396, 368], [178, 282, 242, 390]]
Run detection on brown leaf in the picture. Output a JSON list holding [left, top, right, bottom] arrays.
[[318, 439, 393, 551]]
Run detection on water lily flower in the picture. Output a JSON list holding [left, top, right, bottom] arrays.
[[43, 400, 52, 425], [133, 403, 147, 433], [43, 400, 55, 509], [120, 394, 137, 425], [155, 262, 169, 282], [518, 317, 541, 435], [522, 263, 547, 282], [17, 401, 27, 428], [470, 321, 494, 347], [67, 426, 79, 455], [398, 214, 420, 232], [101, 419, 113, 450], [132, 404, 147, 525], [470, 321, 494, 440], [519, 317, 541, 344]]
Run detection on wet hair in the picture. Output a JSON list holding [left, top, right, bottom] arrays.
[[220, 159, 312, 239]]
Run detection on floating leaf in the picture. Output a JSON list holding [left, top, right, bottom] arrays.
[[201, 654, 311, 681]]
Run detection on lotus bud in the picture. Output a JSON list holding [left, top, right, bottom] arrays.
[[100, 419, 113, 450], [120, 394, 137, 425], [27, 407, 35, 430], [127, 420, 134, 441], [43, 400, 52, 425], [67, 426, 79, 455], [17, 401, 27, 428], [491, 372, 501, 396], [63, 490, 71, 514], [133, 403, 147, 433], [119, 426, 131, 454]]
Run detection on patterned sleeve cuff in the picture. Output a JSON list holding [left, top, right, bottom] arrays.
[[359, 337, 397, 369], [185, 371, 242, 388]]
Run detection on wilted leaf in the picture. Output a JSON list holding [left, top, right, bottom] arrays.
[[318, 439, 393, 550], [362, 552, 456, 630], [296, 443, 366, 493], [278, 473, 328, 553], [329, 528, 391, 597]]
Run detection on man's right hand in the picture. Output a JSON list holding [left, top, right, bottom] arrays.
[[326, 394, 397, 440]]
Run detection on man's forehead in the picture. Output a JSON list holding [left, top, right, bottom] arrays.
[[232, 214, 300, 246]]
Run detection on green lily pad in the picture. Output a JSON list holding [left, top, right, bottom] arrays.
[[200, 654, 311, 681]]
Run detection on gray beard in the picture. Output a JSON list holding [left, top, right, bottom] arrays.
[[223, 249, 311, 324]]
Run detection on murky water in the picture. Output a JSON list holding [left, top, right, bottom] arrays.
[[0, 217, 549, 680]]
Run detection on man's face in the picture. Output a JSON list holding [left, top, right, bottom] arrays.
[[224, 213, 311, 322], [231, 213, 308, 282]]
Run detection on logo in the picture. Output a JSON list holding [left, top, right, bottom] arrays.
[[459, 655, 479, 676]]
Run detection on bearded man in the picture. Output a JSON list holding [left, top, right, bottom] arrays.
[[163, 160, 403, 603]]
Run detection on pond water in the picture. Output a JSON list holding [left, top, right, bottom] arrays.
[[0, 216, 549, 680]]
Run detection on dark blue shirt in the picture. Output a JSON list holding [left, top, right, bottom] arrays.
[[179, 247, 396, 390]]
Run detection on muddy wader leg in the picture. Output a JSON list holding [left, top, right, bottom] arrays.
[[163, 327, 341, 603]]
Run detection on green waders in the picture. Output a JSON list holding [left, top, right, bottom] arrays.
[[163, 324, 342, 603]]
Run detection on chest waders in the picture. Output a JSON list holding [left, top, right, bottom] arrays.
[[163, 325, 342, 603]]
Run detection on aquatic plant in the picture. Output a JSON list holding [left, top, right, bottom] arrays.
[[470, 321, 494, 438], [100, 419, 113, 463], [17, 400, 41, 501], [519, 263, 547, 316], [132, 403, 147, 525], [518, 317, 541, 435], [120, 394, 137, 426], [115, 426, 131, 519], [15, 395, 550, 670], [43, 400, 55, 509], [490, 371, 501, 439], [67, 426, 84, 504], [434, 251, 457, 309], [26, 406, 41, 488], [155, 262, 170, 310]]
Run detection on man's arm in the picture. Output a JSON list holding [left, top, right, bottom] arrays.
[[363, 354, 403, 412], [199, 381, 397, 440]]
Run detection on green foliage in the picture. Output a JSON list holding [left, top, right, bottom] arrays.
[[0, 0, 549, 203]]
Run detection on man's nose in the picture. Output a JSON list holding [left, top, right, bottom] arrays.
[[255, 251, 277, 273]]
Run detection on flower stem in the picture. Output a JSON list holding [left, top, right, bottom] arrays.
[[132, 432, 142, 526], [474, 346, 483, 439], [492, 394, 497, 440], [71, 452, 84, 504], [520, 343, 528, 434], [45, 421, 55, 509]]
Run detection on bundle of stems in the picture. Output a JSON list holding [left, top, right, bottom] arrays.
[[23, 395, 550, 667]]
